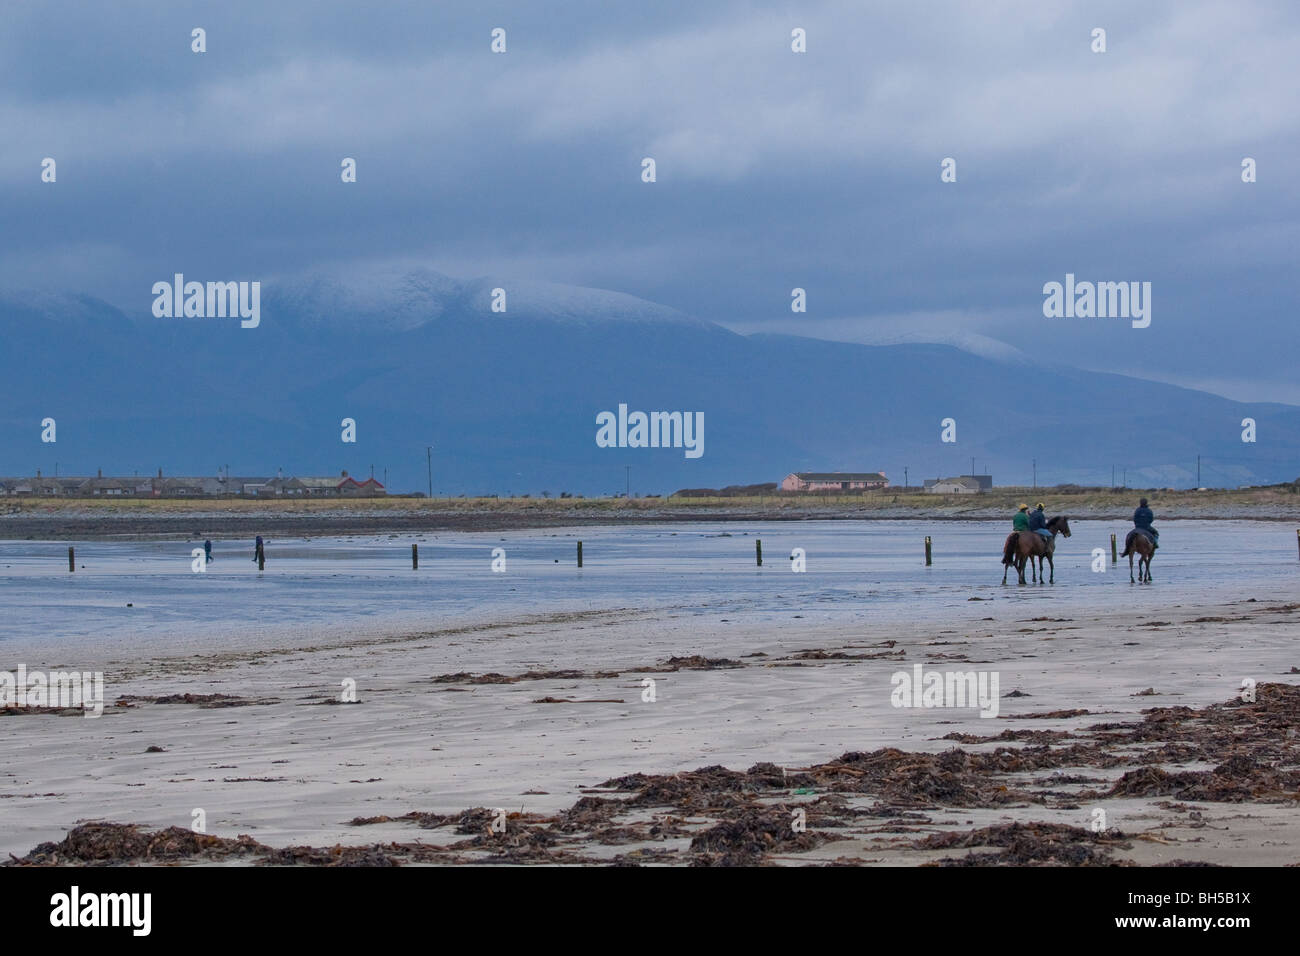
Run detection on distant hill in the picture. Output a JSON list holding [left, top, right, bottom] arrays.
[[2, 269, 1297, 495]]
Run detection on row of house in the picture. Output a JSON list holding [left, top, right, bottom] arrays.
[[0, 470, 386, 498], [779, 471, 996, 494], [780, 472, 889, 491]]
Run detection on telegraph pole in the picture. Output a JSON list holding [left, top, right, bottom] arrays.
[[1032, 458, 1037, 490], [1197, 455, 1201, 487], [904, 466, 908, 491], [426, 446, 432, 499], [625, 465, 630, 499]]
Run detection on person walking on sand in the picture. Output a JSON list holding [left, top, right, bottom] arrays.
[[204, 539, 213, 564], [252, 535, 265, 564]]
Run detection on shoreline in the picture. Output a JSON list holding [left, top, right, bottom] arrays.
[[5, 501, 1300, 541]]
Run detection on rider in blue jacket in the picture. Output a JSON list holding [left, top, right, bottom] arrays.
[[1132, 498, 1158, 549], [1028, 502, 1050, 540]]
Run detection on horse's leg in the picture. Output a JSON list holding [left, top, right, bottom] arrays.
[[1017, 554, 1026, 585], [1129, 551, 1135, 584], [1048, 553, 1054, 584], [1146, 552, 1153, 582]]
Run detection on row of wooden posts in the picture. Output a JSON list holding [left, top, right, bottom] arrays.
[[56, 531, 1300, 573]]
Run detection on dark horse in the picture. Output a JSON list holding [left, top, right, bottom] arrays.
[[1120, 529, 1155, 583], [1001, 516, 1072, 585]]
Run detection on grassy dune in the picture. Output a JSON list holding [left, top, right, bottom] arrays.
[[4, 483, 1299, 519]]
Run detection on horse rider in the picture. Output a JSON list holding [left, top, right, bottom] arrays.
[[1133, 498, 1158, 549], [1028, 501, 1051, 541], [1013, 503, 1030, 533]]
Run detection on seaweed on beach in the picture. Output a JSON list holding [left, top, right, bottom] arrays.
[[1076, 682, 1300, 802], [941, 728, 1075, 744], [0, 705, 87, 717], [689, 806, 843, 865], [347, 810, 450, 828], [782, 648, 907, 661], [7, 821, 479, 867], [9, 823, 263, 865], [629, 655, 744, 672], [115, 693, 277, 708], [16, 683, 1300, 867], [1101, 758, 1300, 803], [917, 822, 1131, 867], [430, 669, 624, 684]]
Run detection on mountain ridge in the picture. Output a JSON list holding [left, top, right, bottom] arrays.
[[1, 273, 1295, 494]]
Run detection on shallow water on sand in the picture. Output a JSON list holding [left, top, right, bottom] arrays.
[[1, 520, 1295, 658]]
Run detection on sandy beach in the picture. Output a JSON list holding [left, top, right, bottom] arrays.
[[5, 543, 1299, 865]]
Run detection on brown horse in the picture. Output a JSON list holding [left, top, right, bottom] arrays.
[[1120, 529, 1155, 583], [1001, 516, 1072, 585]]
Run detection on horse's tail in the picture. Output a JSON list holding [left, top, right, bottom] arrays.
[[1119, 530, 1134, 557], [1002, 533, 1018, 565]]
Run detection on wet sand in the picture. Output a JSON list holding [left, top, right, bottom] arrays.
[[5, 589, 1299, 866]]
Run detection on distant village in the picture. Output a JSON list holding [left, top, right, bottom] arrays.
[[780, 472, 993, 494], [0, 469, 386, 498], [674, 472, 996, 497], [1, 468, 998, 500]]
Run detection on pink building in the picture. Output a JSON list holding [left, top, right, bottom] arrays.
[[780, 471, 888, 492]]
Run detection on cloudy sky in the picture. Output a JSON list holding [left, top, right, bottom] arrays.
[[3, 0, 1298, 400]]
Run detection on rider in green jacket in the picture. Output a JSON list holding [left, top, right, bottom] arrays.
[[1013, 504, 1030, 532]]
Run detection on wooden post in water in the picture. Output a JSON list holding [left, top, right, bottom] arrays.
[[1296, 529, 1299, 561], [577, 541, 583, 567], [412, 543, 418, 570], [924, 536, 932, 566], [756, 539, 762, 567], [68, 547, 75, 572], [1111, 533, 1117, 565], [257, 544, 265, 571]]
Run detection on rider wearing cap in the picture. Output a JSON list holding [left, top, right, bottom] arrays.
[[1013, 503, 1030, 533]]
